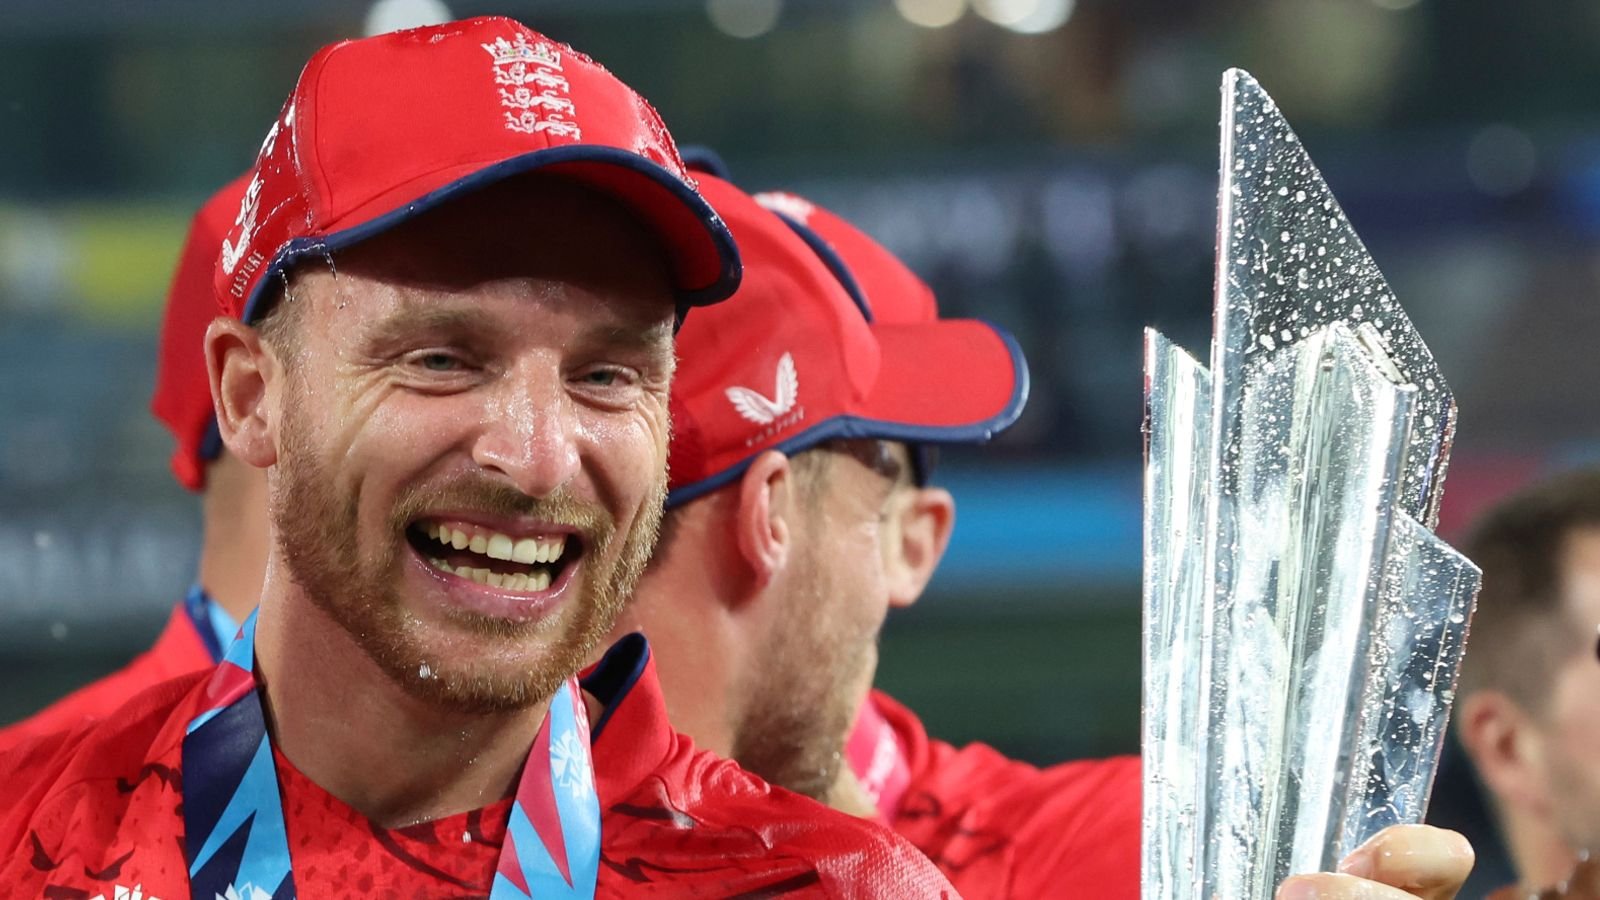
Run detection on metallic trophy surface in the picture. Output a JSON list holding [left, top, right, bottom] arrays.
[[1141, 70, 1481, 899]]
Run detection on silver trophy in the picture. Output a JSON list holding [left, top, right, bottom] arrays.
[[1141, 70, 1482, 899]]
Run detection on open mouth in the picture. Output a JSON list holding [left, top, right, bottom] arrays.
[[406, 519, 581, 593]]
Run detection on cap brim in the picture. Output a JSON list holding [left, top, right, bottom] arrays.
[[853, 318, 1030, 441], [664, 318, 1029, 509], [241, 145, 740, 322]]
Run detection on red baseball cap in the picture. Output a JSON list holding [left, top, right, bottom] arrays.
[[152, 175, 251, 491], [750, 185, 951, 483], [666, 173, 1029, 506], [215, 16, 739, 324], [752, 189, 937, 325]]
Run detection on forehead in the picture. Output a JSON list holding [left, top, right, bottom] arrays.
[[296, 176, 678, 328]]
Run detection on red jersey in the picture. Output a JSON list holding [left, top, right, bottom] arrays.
[[860, 690, 1140, 899], [0, 637, 956, 899], [0, 602, 214, 754]]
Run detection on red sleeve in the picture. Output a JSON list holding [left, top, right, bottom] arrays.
[[1004, 754, 1141, 899]]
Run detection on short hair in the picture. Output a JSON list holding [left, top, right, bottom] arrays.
[[1456, 467, 1600, 718], [651, 440, 906, 563]]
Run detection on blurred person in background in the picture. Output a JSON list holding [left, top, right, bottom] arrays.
[[1455, 468, 1600, 895], [0, 177, 264, 752], [612, 160, 1473, 899], [0, 19, 963, 897]]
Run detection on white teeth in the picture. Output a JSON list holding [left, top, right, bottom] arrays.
[[486, 534, 514, 561], [469, 534, 488, 554], [511, 538, 539, 565], [450, 529, 469, 550], [530, 536, 565, 563], [486, 571, 505, 588], [510, 573, 530, 591], [529, 570, 551, 592], [428, 557, 449, 571], [469, 567, 490, 584]]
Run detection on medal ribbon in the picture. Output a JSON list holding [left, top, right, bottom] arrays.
[[181, 611, 601, 899], [180, 583, 241, 664]]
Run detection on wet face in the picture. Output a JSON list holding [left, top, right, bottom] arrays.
[[264, 178, 676, 714], [1535, 528, 1600, 851], [732, 440, 907, 799]]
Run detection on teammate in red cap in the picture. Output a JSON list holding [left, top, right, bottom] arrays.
[[610, 161, 1478, 899], [0, 177, 264, 753], [0, 20, 957, 898]]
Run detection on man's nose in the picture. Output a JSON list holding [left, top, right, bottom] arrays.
[[469, 368, 581, 499]]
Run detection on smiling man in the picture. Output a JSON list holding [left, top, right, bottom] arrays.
[[0, 19, 956, 898]]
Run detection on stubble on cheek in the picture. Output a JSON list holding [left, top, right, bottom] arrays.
[[267, 385, 671, 714]]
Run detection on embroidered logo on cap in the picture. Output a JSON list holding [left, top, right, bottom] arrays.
[[482, 33, 580, 139], [726, 352, 799, 426], [754, 191, 816, 225]]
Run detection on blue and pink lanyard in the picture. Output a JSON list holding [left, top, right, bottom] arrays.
[[179, 610, 601, 899], [180, 583, 242, 664]]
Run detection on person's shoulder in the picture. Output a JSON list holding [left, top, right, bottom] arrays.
[[0, 669, 208, 857], [914, 727, 1139, 823], [692, 750, 959, 897], [906, 741, 1140, 899]]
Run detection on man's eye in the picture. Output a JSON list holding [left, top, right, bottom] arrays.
[[418, 353, 461, 372], [579, 369, 622, 387]]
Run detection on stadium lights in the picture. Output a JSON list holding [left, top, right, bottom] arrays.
[[706, 0, 783, 38], [973, 0, 1075, 34], [895, 0, 967, 29]]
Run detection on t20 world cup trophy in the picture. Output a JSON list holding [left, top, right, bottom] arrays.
[[1141, 70, 1482, 899]]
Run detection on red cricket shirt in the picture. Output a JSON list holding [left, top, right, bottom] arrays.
[[0, 603, 214, 754], [0, 638, 958, 899], [862, 690, 1140, 899]]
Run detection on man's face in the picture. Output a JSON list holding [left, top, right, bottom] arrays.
[[732, 440, 909, 799], [264, 179, 676, 714], [1533, 528, 1600, 850]]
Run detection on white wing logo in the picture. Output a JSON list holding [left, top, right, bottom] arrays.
[[725, 352, 798, 425]]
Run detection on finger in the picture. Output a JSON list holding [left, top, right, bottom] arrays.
[[1336, 825, 1475, 900], [1558, 853, 1600, 898], [1277, 871, 1440, 899]]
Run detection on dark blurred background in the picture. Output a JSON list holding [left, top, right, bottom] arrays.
[[3, 0, 1598, 891]]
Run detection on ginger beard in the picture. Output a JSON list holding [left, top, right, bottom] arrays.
[[269, 369, 666, 714], [731, 482, 882, 802]]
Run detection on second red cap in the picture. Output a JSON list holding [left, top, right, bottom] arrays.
[[667, 174, 1029, 506]]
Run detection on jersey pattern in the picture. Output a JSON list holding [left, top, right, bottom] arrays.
[[0, 636, 957, 899]]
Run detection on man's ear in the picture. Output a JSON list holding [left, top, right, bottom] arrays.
[[1458, 689, 1551, 813], [883, 485, 955, 610], [733, 450, 798, 589], [205, 317, 280, 470]]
